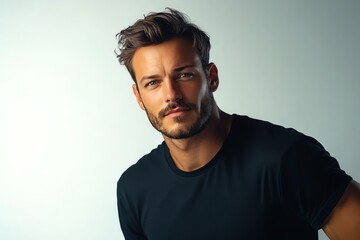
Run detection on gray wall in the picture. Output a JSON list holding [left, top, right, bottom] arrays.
[[0, 0, 359, 239]]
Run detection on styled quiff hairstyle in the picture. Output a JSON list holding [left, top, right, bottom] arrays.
[[115, 8, 211, 82]]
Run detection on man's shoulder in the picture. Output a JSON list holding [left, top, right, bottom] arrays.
[[117, 142, 166, 189], [230, 114, 326, 165], [232, 114, 304, 143]]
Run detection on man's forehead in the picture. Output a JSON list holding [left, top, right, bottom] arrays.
[[132, 39, 201, 79]]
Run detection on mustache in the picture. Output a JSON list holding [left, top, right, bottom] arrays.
[[159, 100, 196, 118]]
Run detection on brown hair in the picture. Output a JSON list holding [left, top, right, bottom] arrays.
[[115, 8, 211, 82]]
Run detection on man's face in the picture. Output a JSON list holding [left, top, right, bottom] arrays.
[[131, 38, 219, 139]]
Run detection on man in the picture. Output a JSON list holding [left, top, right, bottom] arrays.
[[115, 8, 360, 240]]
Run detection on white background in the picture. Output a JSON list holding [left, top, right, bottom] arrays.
[[0, 0, 359, 239]]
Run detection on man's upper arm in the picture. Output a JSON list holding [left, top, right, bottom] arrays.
[[117, 177, 147, 240], [322, 180, 360, 240]]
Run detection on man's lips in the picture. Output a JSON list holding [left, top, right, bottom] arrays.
[[159, 100, 195, 118], [164, 107, 190, 116]]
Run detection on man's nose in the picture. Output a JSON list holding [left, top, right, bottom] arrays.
[[164, 78, 182, 103]]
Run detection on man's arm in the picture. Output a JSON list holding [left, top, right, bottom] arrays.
[[322, 180, 360, 240]]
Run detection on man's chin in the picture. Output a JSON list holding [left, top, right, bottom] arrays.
[[161, 130, 193, 140], [160, 122, 204, 140]]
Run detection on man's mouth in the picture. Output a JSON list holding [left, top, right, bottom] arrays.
[[159, 100, 195, 118], [165, 107, 190, 116]]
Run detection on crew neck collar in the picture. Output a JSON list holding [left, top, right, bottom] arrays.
[[163, 114, 238, 177]]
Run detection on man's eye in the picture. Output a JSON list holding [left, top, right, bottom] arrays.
[[179, 72, 194, 79], [145, 81, 157, 87]]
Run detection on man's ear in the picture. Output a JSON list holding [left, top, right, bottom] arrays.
[[132, 84, 145, 110], [207, 63, 219, 92]]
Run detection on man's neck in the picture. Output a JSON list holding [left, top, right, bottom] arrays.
[[163, 109, 233, 172]]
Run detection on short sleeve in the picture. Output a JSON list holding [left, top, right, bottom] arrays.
[[281, 137, 352, 230]]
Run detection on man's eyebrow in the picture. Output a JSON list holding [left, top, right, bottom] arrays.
[[173, 64, 197, 72], [139, 65, 197, 82], [140, 74, 162, 83]]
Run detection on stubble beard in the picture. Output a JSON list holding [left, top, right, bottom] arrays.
[[144, 93, 215, 139]]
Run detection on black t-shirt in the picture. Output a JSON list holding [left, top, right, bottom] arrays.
[[117, 115, 351, 240]]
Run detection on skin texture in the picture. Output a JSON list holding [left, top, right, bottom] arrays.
[[130, 37, 360, 236], [322, 180, 360, 240]]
